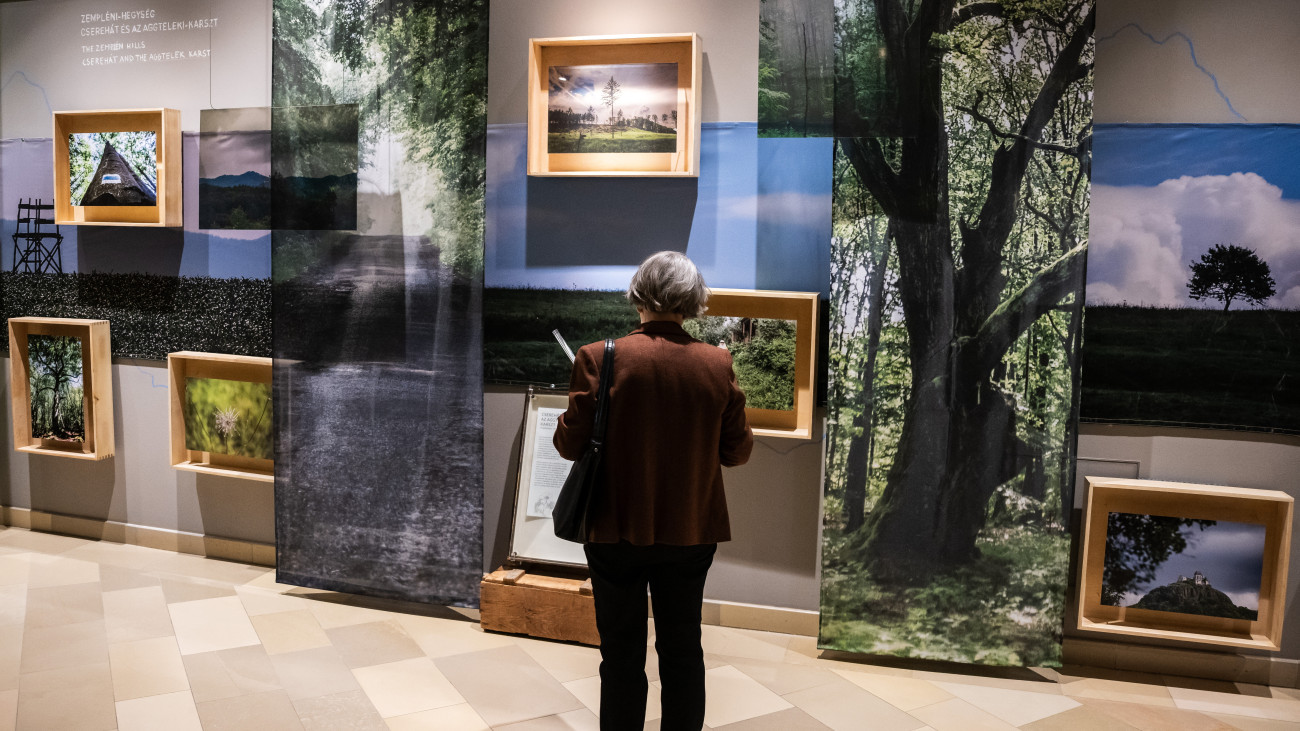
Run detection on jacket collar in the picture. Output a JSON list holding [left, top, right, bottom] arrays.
[[631, 320, 690, 338]]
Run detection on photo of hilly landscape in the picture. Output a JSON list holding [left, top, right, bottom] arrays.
[[199, 107, 271, 229]]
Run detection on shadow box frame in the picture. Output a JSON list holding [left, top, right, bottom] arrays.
[[507, 387, 588, 569], [705, 288, 819, 440], [1077, 477, 1293, 651], [527, 33, 702, 177], [8, 317, 114, 460], [53, 108, 182, 226], [168, 352, 274, 483]]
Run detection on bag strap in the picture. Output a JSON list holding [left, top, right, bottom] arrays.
[[590, 339, 615, 448]]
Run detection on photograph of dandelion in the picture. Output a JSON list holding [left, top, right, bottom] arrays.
[[183, 377, 272, 460], [27, 334, 85, 443], [683, 316, 797, 411]]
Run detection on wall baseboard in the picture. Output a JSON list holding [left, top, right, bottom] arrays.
[[1, 506, 276, 567], [701, 598, 820, 637]]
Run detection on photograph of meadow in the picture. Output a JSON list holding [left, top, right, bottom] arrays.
[[28, 334, 85, 443], [68, 131, 157, 206], [684, 316, 796, 411], [184, 377, 272, 460], [548, 62, 678, 153], [1102, 512, 1265, 621]]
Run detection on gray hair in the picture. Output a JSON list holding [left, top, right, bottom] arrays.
[[626, 251, 710, 318]]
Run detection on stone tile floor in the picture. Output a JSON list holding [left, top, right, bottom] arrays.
[[1, 525, 1298, 729]]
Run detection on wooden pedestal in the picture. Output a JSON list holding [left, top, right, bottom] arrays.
[[480, 568, 600, 646]]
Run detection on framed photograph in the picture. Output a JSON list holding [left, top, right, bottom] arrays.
[[1078, 477, 1293, 650], [507, 388, 587, 568], [528, 34, 701, 177], [695, 289, 819, 439], [54, 109, 181, 226], [168, 351, 273, 482], [8, 317, 113, 460]]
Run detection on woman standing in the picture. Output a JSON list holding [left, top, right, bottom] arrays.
[[554, 251, 753, 730]]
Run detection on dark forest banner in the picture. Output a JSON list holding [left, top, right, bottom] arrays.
[[821, 0, 1093, 666], [272, 0, 487, 607]]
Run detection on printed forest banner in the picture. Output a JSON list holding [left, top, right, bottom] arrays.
[[272, 0, 487, 607], [821, 1, 1093, 666], [1081, 124, 1300, 434]]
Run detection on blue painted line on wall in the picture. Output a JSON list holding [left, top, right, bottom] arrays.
[[1097, 23, 1246, 122], [136, 366, 169, 389], [0, 71, 53, 118]]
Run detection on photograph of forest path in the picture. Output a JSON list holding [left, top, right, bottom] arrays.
[[820, 0, 1093, 666], [28, 334, 85, 442], [684, 316, 796, 410], [68, 131, 157, 206], [1082, 124, 1300, 434], [548, 63, 678, 154], [1102, 513, 1265, 622], [184, 377, 272, 460]]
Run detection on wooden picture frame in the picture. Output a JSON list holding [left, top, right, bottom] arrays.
[[703, 289, 819, 440], [527, 33, 702, 177], [507, 388, 587, 568], [168, 352, 274, 482], [1078, 477, 1293, 651], [54, 108, 182, 226], [8, 317, 113, 460]]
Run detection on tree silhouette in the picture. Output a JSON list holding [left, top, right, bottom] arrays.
[[602, 75, 622, 138], [1188, 244, 1276, 312], [1102, 513, 1215, 606]]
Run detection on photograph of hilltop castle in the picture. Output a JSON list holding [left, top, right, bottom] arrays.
[[1102, 512, 1266, 621]]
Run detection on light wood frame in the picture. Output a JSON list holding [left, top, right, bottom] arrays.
[[704, 289, 819, 439], [527, 33, 702, 177], [8, 317, 113, 460], [168, 352, 273, 482], [53, 108, 182, 226], [1078, 477, 1293, 651]]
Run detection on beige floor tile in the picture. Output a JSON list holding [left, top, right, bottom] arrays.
[[25, 554, 101, 587], [713, 706, 832, 730], [293, 689, 387, 730], [1078, 697, 1238, 731], [269, 646, 361, 701], [564, 673, 662, 722], [251, 610, 332, 655], [492, 708, 602, 730], [0, 529, 86, 555], [700, 625, 791, 663], [1021, 704, 1140, 730], [103, 586, 174, 644], [62, 540, 168, 572], [183, 645, 282, 702], [0, 556, 29, 588], [23, 581, 104, 628], [909, 698, 1018, 731], [832, 669, 953, 711], [700, 664, 794, 728], [115, 689, 203, 731], [1168, 685, 1300, 722], [109, 635, 190, 701], [1205, 711, 1300, 730], [385, 702, 492, 730], [725, 655, 840, 696], [393, 613, 515, 658], [326, 620, 424, 668], [435, 645, 585, 726], [917, 669, 1064, 695], [16, 661, 117, 731], [934, 680, 1081, 725], [304, 596, 395, 629], [1062, 676, 1177, 707], [20, 618, 109, 674], [0, 688, 15, 731], [160, 577, 237, 604], [785, 676, 924, 731], [518, 638, 602, 683], [353, 657, 465, 718], [0, 625, 20, 692], [168, 595, 261, 655], [98, 565, 163, 593], [150, 553, 268, 586], [235, 585, 310, 616], [196, 689, 305, 730], [0, 585, 24, 628]]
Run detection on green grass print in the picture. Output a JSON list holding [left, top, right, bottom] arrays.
[[183, 377, 272, 460], [684, 317, 796, 411], [548, 128, 677, 154]]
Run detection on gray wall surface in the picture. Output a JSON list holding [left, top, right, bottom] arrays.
[[487, 0, 759, 125], [1, 357, 275, 544]]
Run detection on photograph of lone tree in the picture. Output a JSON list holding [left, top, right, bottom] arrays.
[[1084, 125, 1300, 434], [820, 0, 1093, 666], [184, 377, 272, 460], [1102, 512, 1265, 622], [683, 316, 796, 411], [547, 63, 678, 153], [68, 131, 157, 206], [28, 335, 85, 443]]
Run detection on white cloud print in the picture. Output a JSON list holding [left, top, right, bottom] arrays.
[[1088, 173, 1300, 309]]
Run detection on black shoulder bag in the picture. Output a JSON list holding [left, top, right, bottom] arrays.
[[552, 338, 614, 543]]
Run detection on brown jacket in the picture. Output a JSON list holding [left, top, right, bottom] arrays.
[[554, 320, 754, 545]]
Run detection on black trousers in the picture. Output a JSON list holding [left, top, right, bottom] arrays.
[[584, 541, 717, 731]]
